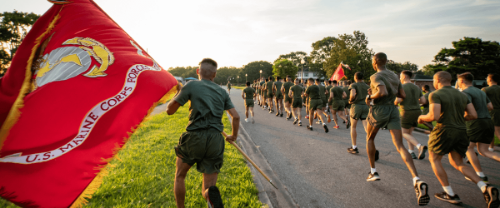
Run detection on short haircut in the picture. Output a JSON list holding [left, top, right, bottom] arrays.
[[374, 52, 387, 64], [329, 81, 332, 84], [489, 73, 500, 83], [246, 81, 250, 86], [435, 71, 452, 84], [287, 75, 291, 79], [315, 79, 320, 82], [346, 80, 351, 85], [265, 78, 268, 82], [423, 85, 430, 91], [268, 76, 273, 80], [295, 78, 299, 82], [354, 72, 364, 80], [332, 80, 338, 84], [199, 58, 218, 77], [277, 76, 281, 80], [308, 78, 314, 82], [401, 70, 413, 78], [457, 72, 474, 83]]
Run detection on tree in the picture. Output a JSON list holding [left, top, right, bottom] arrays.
[[386, 60, 418, 75], [240, 61, 273, 83], [427, 37, 500, 80], [0, 11, 41, 77], [310, 37, 337, 79], [213, 66, 241, 85], [275, 51, 310, 79], [272, 59, 298, 80], [167, 66, 198, 78]]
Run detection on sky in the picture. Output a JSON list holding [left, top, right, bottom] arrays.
[[2, 0, 500, 70]]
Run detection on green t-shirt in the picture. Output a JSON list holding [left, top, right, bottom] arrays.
[[274, 81, 283, 94], [463, 86, 491, 119], [283, 81, 294, 97], [243, 87, 256, 100], [326, 85, 332, 95], [330, 86, 344, 101], [290, 85, 303, 99], [266, 81, 273, 94], [318, 85, 327, 99], [342, 86, 350, 101], [259, 81, 265, 92], [306, 85, 321, 99], [482, 85, 500, 110], [349, 82, 369, 105], [429, 86, 470, 130], [175, 79, 234, 132], [227, 83, 231, 89], [423, 91, 431, 109], [400, 83, 423, 111], [370, 70, 402, 105]]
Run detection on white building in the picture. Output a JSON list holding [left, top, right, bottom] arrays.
[[296, 69, 319, 80]]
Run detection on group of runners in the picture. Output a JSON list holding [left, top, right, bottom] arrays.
[[166, 54, 500, 208]]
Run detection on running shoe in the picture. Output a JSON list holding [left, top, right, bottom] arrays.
[[288, 114, 293, 120], [314, 113, 318, 119], [333, 125, 339, 129], [207, 186, 224, 208], [434, 192, 461, 204], [418, 146, 428, 160], [489, 147, 495, 152], [343, 120, 346, 124], [465, 175, 489, 183], [410, 152, 417, 159], [280, 113, 283, 117], [323, 124, 329, 133], [293, 119, 298, 125], [305, 115, 309, 119], [367, 172, 380, 181], [347, 147, 359, 154], [483, 185, 499, 208], [244, 118, 248, 123], [414, 180, 430, 206], [346, 119, 351, 129], [316, 120, 322, 124], [375, 150, 379, 161], [269, 110, 273, 114], [298, 121, 302, 126], [307, 125, 313, 131], [327, 115, 331, 123], [276, 112, 279, 116]]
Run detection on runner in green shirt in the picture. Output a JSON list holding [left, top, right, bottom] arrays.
[[328, 80, 348, 129], [242, 81, 256, 124], [282, 75, 294, 120], [343, 80, 351, 118], [421, 85, 434, 131], [418, 71, 498, 206], [325, 80, 333, 113], [482, 73, 500, 152], [365, 53, 429, 206], [316, 79, 331, 123], [394, 70, 427, 160], [260, 78, 267, 110], [289, 78, 304, 126], [273, 76, 284, 117], [226, 81, 231, 95], [347, 72, 369, 154], [166, 58, 240, 208], [305, 78, 329, 133], [264, 76, 275, 114]]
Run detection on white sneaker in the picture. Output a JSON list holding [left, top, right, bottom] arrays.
[[489, 147, 495, 152], [245, 118, 248, 123]]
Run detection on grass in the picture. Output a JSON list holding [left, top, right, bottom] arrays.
[[233, 86, 246, 90], [0, 105, 263, 208]]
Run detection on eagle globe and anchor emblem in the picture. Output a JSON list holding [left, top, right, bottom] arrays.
[[32, 37, 114, 90]]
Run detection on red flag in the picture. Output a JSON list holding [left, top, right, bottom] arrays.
[[0, 0, 178, 207], [330, 63, 346, 81]]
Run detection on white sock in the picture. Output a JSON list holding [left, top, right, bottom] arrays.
[[408, 149, 414, 154], [477, 172, 485, 177], [489, 147, 494, 152], [443, 186, 455, 196], [323, 123, 326, 126], [413, 177, 420, 185], [370, 168, 376, 174], [416, 144, 422, 149], [478, 181, 487, 193], [353, 145, 357, 149], [294, 117, 297, 120]]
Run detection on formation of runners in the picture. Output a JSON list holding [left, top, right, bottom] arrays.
[[167, 54, 500, 208], [240, 53, 500, 208]]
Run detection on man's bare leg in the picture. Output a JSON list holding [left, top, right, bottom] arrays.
[[467, 142, 484, 174], [174, 157, 192, 208], [338, 111, 348, 123], [478, 142, 500, 162], [202, 172, 219, 200], [390, 129, 418, 178], [350, 118, 359, 147], [366, 123, 380, 169], [491, 126, 500, 150], [315, 109, 325, 124], [245, 106, 249, 119], [331, 109, 339, 126], [403, 127, 426, 159], [448, 151, 482, 183]]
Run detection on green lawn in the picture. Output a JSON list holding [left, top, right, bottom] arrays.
[[233, 86, 246, 90], [0, 105, 263, 208]]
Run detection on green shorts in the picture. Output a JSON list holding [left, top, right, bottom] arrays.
[[309, 99, 322, 111], [245, 99, 254, 108], [284, 96, 293, 104], [331, 100, 345, 111], [344, 101, 351, 109], [275, 92, 283, 99], [350, 104, 369, 120], [292, 98, 303, 108], [491, 109, 500, 126], [429, 125, 469, 157], [175, 129, 225, 174], [267, 92, 274, 99], [367, 105, 401, 130], [401, 110, 421, 129], [467, 118, 494, 144], [321, 98, 327, 108]]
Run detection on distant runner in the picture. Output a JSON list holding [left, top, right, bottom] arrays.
[[421, 85, 434, 131], [482, 73, 500, 152], [227, 80, 231, 94], [289, 78, 304, 126], [282, 75, 294, 120], [328, 80, 349, 129], [242, 81, 256, 124], [316, 79, 331, 123], [347, 72, 369, 154], [274, 76, 284, 117], [305, 78, 329, 133]]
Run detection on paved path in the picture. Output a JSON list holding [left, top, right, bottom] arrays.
[[227, 87, 500, 208]]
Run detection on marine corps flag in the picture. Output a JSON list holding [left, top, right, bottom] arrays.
[[0, 0, 178, 207], [330, 63, 346, 81]]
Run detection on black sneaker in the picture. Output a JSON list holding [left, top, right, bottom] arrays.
[[276, 112, 280, 116], [410, 152, 417, 159], [269, 110, 273, 114], [465, 175, 489, 183], [207, 186, 224, 208], [307, 125, 313, 131], [280, 113, 283, 117], [367, 172, 380, 181], [414, 180, 430, 206], [293, 119, 298, 125], [323, 124, 329, 133], [346, 119, 351, 129], [343, 120, 346, 124], [418, 146, 428, 160], [435, 192, 461, 204], [298, 121, 302, 126], [375, 150, 379, 161], [484, 185, 499, 208], [347, 147, 359, 154]]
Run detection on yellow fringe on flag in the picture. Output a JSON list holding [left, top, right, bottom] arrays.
[[70, 83, 179, 208], [0, 10, 62, 152]]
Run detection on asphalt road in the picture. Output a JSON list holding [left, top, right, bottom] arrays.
[[227, 87, 500, 208]]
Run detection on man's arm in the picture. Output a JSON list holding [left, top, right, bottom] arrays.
[[349, 89, 357, 104], [394, 97, 403, 106], [225, 108, 240, 142], [166, 83, 183, 115], [487, 102, 494, 111], [342, 91, 347, 99], [418, 95, 426, 105], [329, 91, 334, 102], [288, 90, 293, 98], [464, 103, 478, 121], [241, 91, 245, 99], [396, 85, 406, 99], [418, 103, 440, 123]]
